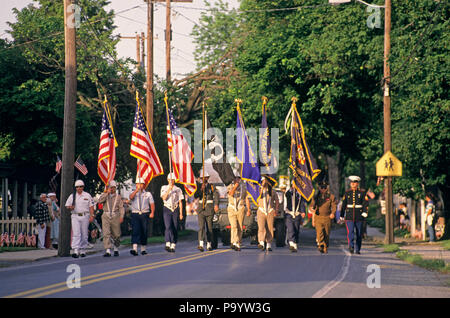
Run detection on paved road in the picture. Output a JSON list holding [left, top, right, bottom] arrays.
[[0, 216, 449, 298]]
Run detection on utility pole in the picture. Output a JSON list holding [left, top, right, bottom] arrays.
[[141, 31, 146, 71], [383, 0, 394, 244], [59, 0, 77, 257], [136, 33, 141, 71], [147, 0, 154, 134], [165, 0, 172, 82], [119, 34, 144, 72]]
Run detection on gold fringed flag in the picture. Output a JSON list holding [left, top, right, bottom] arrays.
[[288, 97, 321, 201]]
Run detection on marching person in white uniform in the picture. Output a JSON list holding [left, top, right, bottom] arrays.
[[65, 180, 95, 258], [129, 178, 155, 256], [160, 173, 184, 252]]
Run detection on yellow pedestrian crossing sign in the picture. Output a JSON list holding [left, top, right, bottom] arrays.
[[376, 151, 402, 177]]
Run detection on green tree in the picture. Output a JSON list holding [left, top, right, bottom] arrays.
[[0, 0, 139, 191]]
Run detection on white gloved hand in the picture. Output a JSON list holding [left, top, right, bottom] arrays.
[[362, 212, 368, 218], [339, 217, 345, 222]]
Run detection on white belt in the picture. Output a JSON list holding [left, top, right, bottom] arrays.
[[72, 212, 89, 216], [258, 207, 274, 215], [132, 211, 149, 214], [164, 204, 178, 211], [347, 205, 363, 208], [200, 200, 213, 204]]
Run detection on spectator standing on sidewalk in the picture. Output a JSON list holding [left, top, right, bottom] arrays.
[[48, 193, 60, 249], [35, 194, 52, 249], [425, 192, 437, 242]]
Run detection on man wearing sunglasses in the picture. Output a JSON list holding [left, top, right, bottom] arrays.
[[65, 180, 95, 258], [340, 176, 369, 254]]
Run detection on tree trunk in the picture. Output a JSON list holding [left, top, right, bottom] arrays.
[[326, 150, 343, 199]]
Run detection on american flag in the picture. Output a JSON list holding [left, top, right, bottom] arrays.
[[4, 232, 10, 247], [55, 155, 62, 174], [30, 234, 36, 247], [10, 233, 15, 246], [166, 107, 197, 196], [25, 233, 31, 247], [74, 156, 88, 176], [97, 104, 117, 185], [130, 96, 163, 186], [17, 232, 25, 246]]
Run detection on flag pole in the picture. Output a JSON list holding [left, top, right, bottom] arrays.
[[135, 91, 142, 184], [202, 101, 206, 209], [164, 92, 173, 175]]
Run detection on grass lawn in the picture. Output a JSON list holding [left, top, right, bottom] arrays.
[[396, 250, 450, 274], [0, 246, 37, 253], [440, 240, 450, 251]]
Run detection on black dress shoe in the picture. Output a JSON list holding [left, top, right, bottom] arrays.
[[258, 244, 265, 250], [103, 252, 111, 257], [71, 253, 79, 258], [197, 246, 204, 252], [165, 246, 171, 252], [207, 246, 213, 251], [235, 246, 241, 252], [349, 247, 354, 254], [130, 250, 138, 256], [80, 253, 86, 258], [231, 245, 236, 250], [114, 251, 119, 257], [355, 250, 361, 254], [170, 248, 175, 253], [141, 250, 148, 255]]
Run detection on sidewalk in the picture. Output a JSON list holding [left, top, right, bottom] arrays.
[[366, 226, 450, 265], [0, 240, 105, 264]]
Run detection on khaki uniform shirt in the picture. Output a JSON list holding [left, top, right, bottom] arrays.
[[227, 181, 247, 212], [98, 192, 125, 218], [310, 193, 337, 217]]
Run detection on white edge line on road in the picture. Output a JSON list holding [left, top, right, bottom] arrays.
[[311, 246, 352, 298]]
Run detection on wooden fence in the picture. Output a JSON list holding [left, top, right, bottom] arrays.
[[0, 217, 36, 236]]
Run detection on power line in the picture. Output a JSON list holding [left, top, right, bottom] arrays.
[[3, 4, 146, 50]]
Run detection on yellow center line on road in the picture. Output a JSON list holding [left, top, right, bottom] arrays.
[[5, 249, 230, 298]]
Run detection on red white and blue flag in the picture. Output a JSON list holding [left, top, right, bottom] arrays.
[[130, 93, 163, 186], [98, 98, 117, 185], [166, 106, 196, 196], [74, 156, 88, 176], [55, 155, 62, 174]]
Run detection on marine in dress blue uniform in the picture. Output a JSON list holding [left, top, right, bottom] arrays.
[[340, 176, 369, 254]]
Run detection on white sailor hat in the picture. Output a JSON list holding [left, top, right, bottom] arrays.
[[75, 180, 85, 187], [167, 172, 176, 180], [135, 178, 145, 184], [199, 170, 210, 178], [349, 176, 361, 182], [47, 193, 56, 197], [108, 180, 117, 187]]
